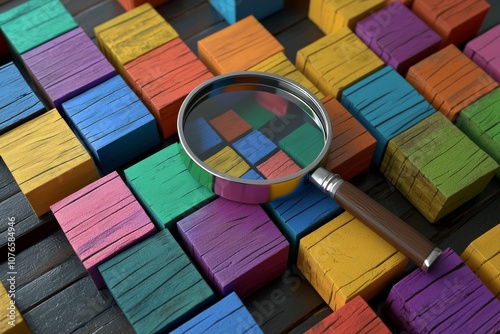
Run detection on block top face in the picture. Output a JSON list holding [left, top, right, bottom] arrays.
[[414, 0, 491, 25]]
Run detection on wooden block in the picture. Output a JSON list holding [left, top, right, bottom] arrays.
[[406, 44, 499, 122], [256, 91, 289, 117], [296, 27, 384, 99], [464, 24, 500, 83], [384, 248, 500, 333], [61, 75, 160, 174], [265, 182, 342, 263], [98, 229, 215, 334], [124, 143, 216, 229], [94, 3, 178, 75], [304, 295, 390, 334], [233, 130, 278, 165], [297, 211, 408, 311], [209, 109, 252, 142], [171, 292, 263, 334], [256, 150, 301, 180], [177, 197, 289, 298], [236, 102, 276, 130], [124, 37, 213, 138], [308, 0, 385, 35], [322, 96, 376, 180], [198, 16, 284, 75], [205, 146, 251, 178], [386, 0, 412, 6], [0, 0, 77, 56], [0, 61, 45, 135], [248, 52, 325, 100], [184, 117, 223, 158], [210, 0, 284, 24], [241, 169, 264, 180], [461, 223, 500, 299], [342, 66, 436, 166], [50, 171, 156, 289], [279, 123, 325, 168], [0, 109, 98, 216], [456, 88, 500, 178], [380, 112, 499, 222], [21, 27, 116, 109], [116, 0, 169, 11], [355, 2, 441, 75], [1, 283, 31, 334], [412, 0, 491, 46]]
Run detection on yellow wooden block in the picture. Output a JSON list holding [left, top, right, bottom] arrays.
[[461, 223, 500, 299], [1, 283, 31, 334], [94, 3, 178, 75], [296, 27, 384, 99], [249, 52, 325, 100], [0, 109, 98, 216], [297, 211, 408, 310], [205, 146, 250, 178], [309, 0, 385, 34]]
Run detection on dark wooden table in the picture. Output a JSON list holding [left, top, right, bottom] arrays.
[[1, 0, 499, 333]]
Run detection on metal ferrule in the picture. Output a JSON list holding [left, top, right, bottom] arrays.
[[310, 167, 344, 199]]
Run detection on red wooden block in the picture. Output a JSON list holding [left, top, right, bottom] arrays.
[[117, 0, 168, 11], [209, 109, 252, 142], [257, 150, 301, 179], [256, 91, 289, 117]]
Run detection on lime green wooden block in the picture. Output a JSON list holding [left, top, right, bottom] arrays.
[[124, 143, 216, 230], [381, 113, 499, 222], [457, 88, 500, 178]]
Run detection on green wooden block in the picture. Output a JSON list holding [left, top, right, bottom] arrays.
[[1, 0, 78, 56], [236, 102, 275, 129], [457, 88, 500, 179], [381, 113, 499, 222], [124, 143, 216, 229], [279, 122, 325, 168], [99, 229, 216, 334]]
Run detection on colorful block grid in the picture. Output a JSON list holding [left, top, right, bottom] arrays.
[[465, 24, 500, 87]]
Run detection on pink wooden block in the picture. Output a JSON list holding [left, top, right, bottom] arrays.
[[464, 24, 500, 83], [256, 91, 289, 117]]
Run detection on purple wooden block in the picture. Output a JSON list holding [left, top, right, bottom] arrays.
[[21, 27, 115, 109], [384, 248, 500, 334], [464, 24, 500, 83], [176, 197, 289, 298], [355, 2, 441, 75]]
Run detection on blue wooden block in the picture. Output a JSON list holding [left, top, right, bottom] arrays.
[[210, 0, 284, 25], [265, 183, 343, 263], [171, 292, 263, 334], [241, 169, 263, 180], [61, 75, 160, 174], [0, 61, 45, 135], [99, 229, 216, 334], [184, 117, 223, 157], [341, 66, 435, 165], [233, 130, 277, 165]]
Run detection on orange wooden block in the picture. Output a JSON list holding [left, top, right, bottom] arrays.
[[117, 0, 168, 11], [407, 45, 498, 122], [412, 0, 490, 46], [210, 109, 252, 142], [197, 15, 284, 75], [124, 37, 213, 138], [322, 96, 376, 180]]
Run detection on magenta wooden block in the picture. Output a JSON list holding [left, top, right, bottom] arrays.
[[50, 171, 156, 289], [384, 248, 500, 333], [21, 27, 115, 109], [355, 2, 441, 75], [177, 197, 289, 298], [464, 24, 500, 83]]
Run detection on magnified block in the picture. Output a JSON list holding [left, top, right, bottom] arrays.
[[198, 15, 283, 75], [296, 27, 384, 99], [407, 44, 498, 122], [124, 143, 217, 230], [51, 171, 156, 289], [1, 283, 31, 334], [465, 24, 500, 83], [0, 109, 98, 216], [99, 229, 215, 334], [177, 198, 289, 298], [381, 112, 498, 223], [385, 248, 500, 333], [297, 211, 408, 311]]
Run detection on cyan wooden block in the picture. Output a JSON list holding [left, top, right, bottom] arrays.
[[233, 130, 277, 165], [210, 0, 284, 24], [0, 61, 45, 135], [99, 229, 216, 334], [61, 75, 160, 174], [341, 66, 435, 165]]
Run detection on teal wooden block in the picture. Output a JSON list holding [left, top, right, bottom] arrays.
[[99, 229, 216, 334], [279, 122, 325, 168], [341, 66, 435, 165], [210, 0, 284, 24], [124, 143, 217, 230]]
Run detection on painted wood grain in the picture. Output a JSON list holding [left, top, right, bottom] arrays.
[[209, 109, 252, 142], [0, 282, 31, 334], [256, 150, 301, 180], [233, 130, 278, 165], [50, 171, 156, 288], [204, 146, 250, 178], [210, 0, 284, 24], [297, 211, 408, 311], [279, 123, 324, 168], [116, 0, 169, 11], [198, 15, 283, 75], [465, 24, 500, 82], [236, 102, 275, 130], [380, 112, 499, 222], [177, 197, 289, 298], [184, 117, 223, 158], [296, 27, 384, 99], [406, 44, 499, 122]]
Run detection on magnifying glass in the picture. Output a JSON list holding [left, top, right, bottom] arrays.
[[177, 72, 442, 271]]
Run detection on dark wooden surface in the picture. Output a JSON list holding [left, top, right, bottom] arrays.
[[1, 1, 499, 333]]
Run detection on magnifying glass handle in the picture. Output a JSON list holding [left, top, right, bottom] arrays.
[[310, 167, 442, 271]]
